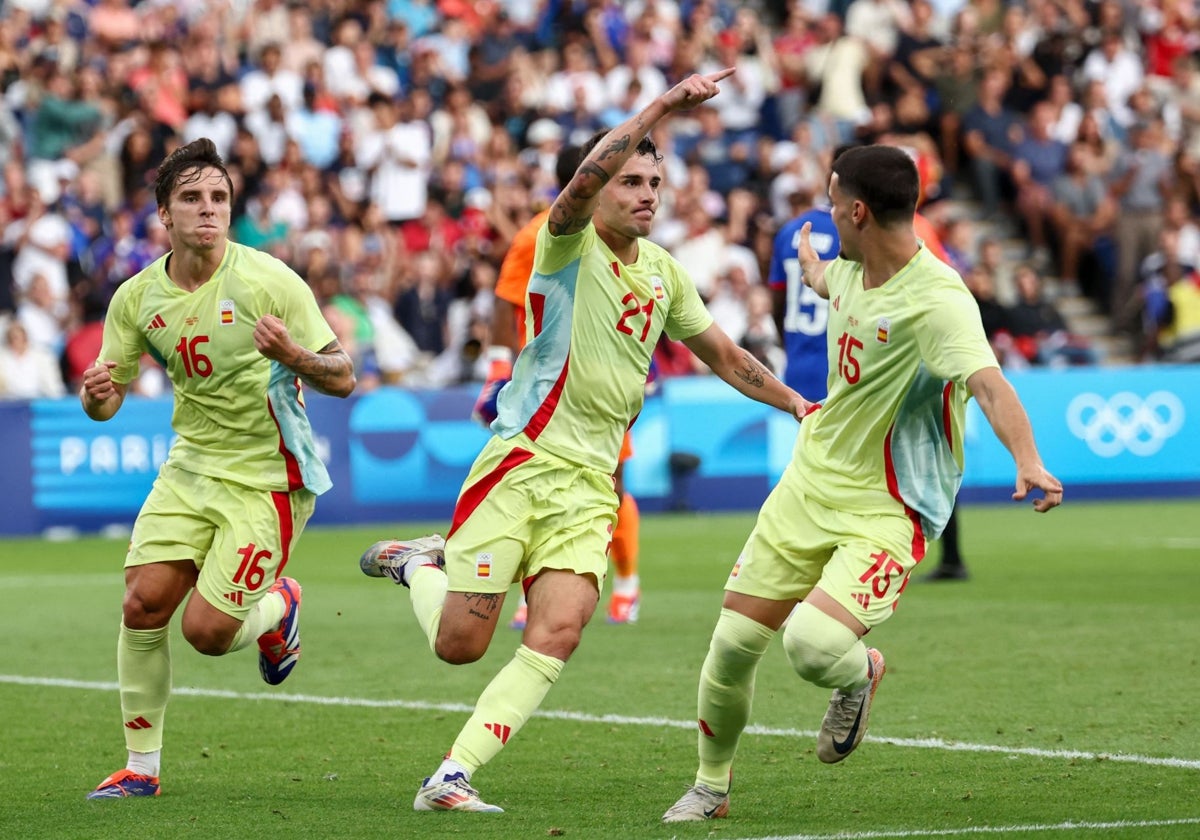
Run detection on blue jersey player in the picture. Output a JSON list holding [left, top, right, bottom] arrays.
[[769, 188, 840, 401]]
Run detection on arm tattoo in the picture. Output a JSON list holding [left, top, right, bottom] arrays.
[[289, 342, 354, 396], [576, 160, 611, 188], [464, 592, 502, 622], [734, 351, 767, 388], [548, 212, 587, 236], [598, 134, 630, 160]]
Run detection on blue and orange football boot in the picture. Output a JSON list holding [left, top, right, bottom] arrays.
[[87, 769, 160, 799], [257, 577, 302, 685]]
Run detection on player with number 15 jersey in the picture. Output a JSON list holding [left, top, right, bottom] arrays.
[[769, 206, 840, 401]]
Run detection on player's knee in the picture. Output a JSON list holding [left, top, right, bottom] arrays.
[[433, 632, 489, 665], [701, 608, 773, 685], [122, 587, 175, 629], [183, 631, 227, 657], [782, 602, 859, 685], [181, 619, 234, 656], [522, 623, 582, 662]]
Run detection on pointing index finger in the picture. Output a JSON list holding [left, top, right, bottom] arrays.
[[706, 67, 736, 83]]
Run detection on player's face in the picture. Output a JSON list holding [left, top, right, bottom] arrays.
[[827, 174, 862, 262], [159, 166, 232, 253], [595, 153, 662, 240]]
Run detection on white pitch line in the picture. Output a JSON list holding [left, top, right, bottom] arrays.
[[3, 674, 1198, 772], [730, 817, 1200, 840], [0, 573, 123, 588]]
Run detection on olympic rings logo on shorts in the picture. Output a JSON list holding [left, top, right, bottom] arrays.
[[1066, 391, 1185, 457]]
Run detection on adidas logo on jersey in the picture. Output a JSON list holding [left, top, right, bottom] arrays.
[[146, 314, 166, 330], [222, 591, 244, 607]]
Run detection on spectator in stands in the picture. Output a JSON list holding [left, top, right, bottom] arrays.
[[333, 261, 419, 383], [285, 84, 343, 171], [1148, 265, 1200, 363], [931, 45, 979, 183], [740, 283, 784, 375], [962, 67, 1019, 220], [1140, 227, 1200, 360], [964, 263, 1012, 353], [231, 180, 288, 258], [1109, 119, 1173, 338], [844, 0, 911, 99], [245, 93, 289, 167], [395, 250, 451, 356], [281, 3, 326, 76], [61, 288, 107, 392], [25, 66, 105, 170], [697, 23, 769, 145], [1011, 100, 1069, 264], [605, 36, 667, 115], [240, 42, 303, 116], [1007, 264, 1098, 366], [802, 12, 870, 142], [0, 319, 65, 399], [677, 104, 750, 195], [1050, 141, 1116, 302], [16, 271, 65, 355], [672, 201, 728, 301], [357, 92, 432, 226], [1080, 29, 1144, 130], [940, 216, 977, 277], [9, 192, 71, 315], [183, 86, 238, 160]]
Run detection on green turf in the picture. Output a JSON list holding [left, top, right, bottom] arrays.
[[1, 501, 1198, 839]]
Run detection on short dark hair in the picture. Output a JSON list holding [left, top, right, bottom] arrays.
[[579, 128, 662, 167], [154, 138, 233, 208], [555, 143, 584, 189], [831, 145, 919, 227]]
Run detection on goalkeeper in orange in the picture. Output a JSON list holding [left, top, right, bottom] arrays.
[[474, 143, 643, 628]]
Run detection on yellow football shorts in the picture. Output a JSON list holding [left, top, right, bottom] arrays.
[[444, 434, 618, 595], [726, 479, 925, 628], [127, 462, 316, 619]]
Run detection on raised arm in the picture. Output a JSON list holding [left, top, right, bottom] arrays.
[[547, 68, 736, 237], [798, 221, 830, 298]]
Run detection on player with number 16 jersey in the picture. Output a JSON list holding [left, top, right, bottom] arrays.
[[102, 241, 335, 494]]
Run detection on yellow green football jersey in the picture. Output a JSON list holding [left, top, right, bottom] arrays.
[[100, 242, 336, 494], [492, 223, 713, 473], [788, 246, 999, 538]]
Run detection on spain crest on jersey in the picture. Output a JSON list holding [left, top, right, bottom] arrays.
[[650, 275, 665, 301], [219, 299, 236, 326], [876, 317, 891, 344]]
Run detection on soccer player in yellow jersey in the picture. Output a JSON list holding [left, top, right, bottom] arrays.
[[80, 139, 356, 799], [359, 69, 810, 814], [477, 142, 645, 629], [663, 145, 1064, 822]]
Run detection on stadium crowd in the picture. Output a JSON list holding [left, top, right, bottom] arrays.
[[2, 0, 1200, 401]]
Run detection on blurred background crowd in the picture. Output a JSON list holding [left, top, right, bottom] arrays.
[[2, 0, 1200, 402]]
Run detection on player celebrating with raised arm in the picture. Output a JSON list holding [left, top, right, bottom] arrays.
[[663, 145, 1062, 822], [358, 69, 810, 814], [81, 138, 355, 799], [476, 141, 646, 629]]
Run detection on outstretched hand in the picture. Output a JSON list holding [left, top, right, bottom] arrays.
[[1012, 464, 1063, 512], [661, 68, 735, 113]]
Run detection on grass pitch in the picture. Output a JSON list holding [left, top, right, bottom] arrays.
[[1, 500, 1198, 839]]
